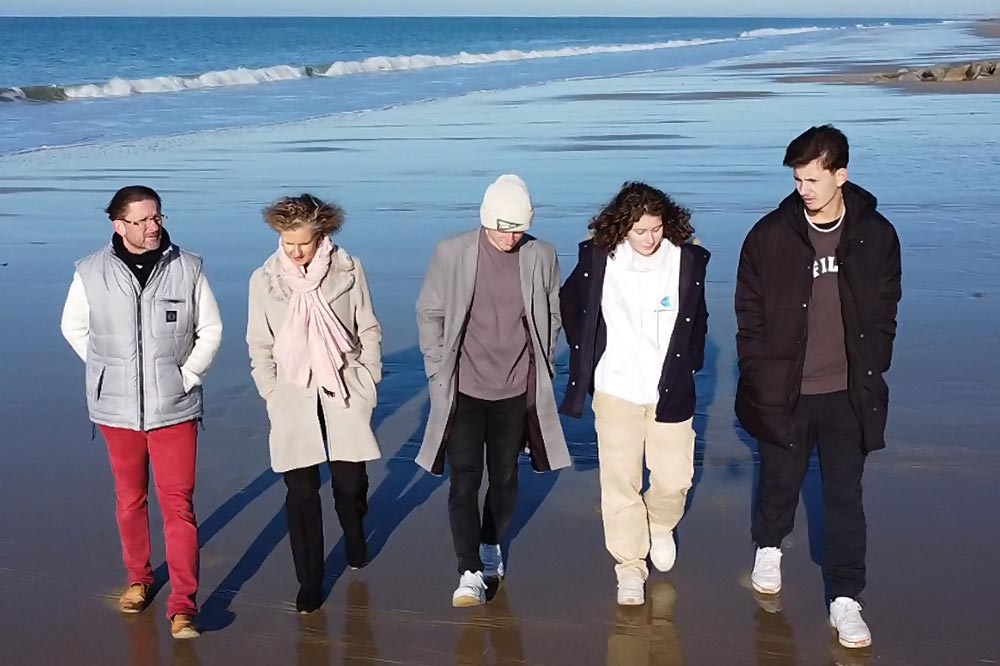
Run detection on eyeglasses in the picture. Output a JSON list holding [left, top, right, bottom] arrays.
[[120, 213, 167, 227]]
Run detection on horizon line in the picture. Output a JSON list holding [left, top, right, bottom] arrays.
[[1, 13, 986, 19]]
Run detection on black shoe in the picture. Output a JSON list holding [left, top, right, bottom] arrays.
[[346, 535, 368, 570], [296, 585, 322, 614]]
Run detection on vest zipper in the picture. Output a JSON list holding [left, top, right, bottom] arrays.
[[136, 292, 145, 430], [109, 246, 171, 432], [137, 252, 170, 430]]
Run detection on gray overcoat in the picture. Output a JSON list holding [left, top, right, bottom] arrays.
[[415, 229, 571, 475]]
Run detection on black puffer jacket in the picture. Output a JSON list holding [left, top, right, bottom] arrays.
[[735, 182, 902, 452]]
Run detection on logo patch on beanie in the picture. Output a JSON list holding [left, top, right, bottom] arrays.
[[496, 218, 522, 231]]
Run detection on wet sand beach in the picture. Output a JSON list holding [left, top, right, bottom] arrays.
[[743, 18, 1000, 93], [972, 18, 1000, 39], [1, 20, 999, 666]]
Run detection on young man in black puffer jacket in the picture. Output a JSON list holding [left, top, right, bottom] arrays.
[[736, 125, 901, 650]]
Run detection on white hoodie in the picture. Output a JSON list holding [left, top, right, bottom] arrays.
[[594, 239, 681, 406]]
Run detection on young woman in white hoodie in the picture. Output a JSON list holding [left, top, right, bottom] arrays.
[[560, 182, 710, 606]]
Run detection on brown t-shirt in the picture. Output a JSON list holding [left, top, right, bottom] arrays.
[[801, 218, 849, 395], [458, 229, 530, 400]]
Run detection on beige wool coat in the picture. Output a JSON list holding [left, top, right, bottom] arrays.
[[415, 229, 571, 475], [247, 245, 382, 473]]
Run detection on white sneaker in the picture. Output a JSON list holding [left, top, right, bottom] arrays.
[[617, 571, 645, 606], [751, 547, 782, 594], [829, 597, 872, 649], [452, 570, 487, 607], [650, 531, 677, 572], [480, 543, 505, 579]]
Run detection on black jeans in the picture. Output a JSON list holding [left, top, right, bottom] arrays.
[[446, 392, 528, 574], [283, 460, 369, 593], [752, 391, 867, 600]]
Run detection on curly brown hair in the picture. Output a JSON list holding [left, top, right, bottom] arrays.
[[263, 193, 345, 235], [589, 182, 693, 255]]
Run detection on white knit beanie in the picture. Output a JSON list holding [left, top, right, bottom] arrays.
[[480, 174, 534, 232]]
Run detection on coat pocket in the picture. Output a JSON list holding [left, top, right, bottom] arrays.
[[90, 366, 107, 401], [86, 361, 128, 417], [154, 358, 198, 415], [352, 366, 378, 407], [739, 359, 795, 407], [88, 360, 127, 398], [155, 358, 187, 398]]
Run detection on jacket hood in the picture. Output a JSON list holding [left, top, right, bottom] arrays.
[[778, 180, 878, 218]]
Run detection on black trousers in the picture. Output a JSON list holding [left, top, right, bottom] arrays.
[[446, 392, 528, 574], [283, 460, 369, 592], [752, 391, 867, 600]]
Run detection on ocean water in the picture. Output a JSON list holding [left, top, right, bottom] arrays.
[[0, 16, 937, 155]]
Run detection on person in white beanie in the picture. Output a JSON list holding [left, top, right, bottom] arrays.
[[415, 174, 571, 607]]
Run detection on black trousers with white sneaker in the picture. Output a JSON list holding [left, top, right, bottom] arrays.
[[446, 392, 528, 575], [751, 391, 867, 600]]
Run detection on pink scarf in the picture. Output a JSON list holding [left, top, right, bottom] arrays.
[[272, 236, 355, 404]]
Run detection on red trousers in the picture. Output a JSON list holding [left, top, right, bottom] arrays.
[[100, 420, 199, 618]]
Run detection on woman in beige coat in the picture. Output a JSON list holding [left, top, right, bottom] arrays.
[[247, 194, 382, 613]]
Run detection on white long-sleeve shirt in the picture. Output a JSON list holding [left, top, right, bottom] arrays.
[[594, 239, 681, 406], [60, 271, 223, 392]]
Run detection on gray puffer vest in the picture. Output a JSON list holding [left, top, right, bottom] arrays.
[[76, 244, 203, 430]]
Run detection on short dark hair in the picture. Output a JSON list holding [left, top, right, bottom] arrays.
[[589, 182, 693, 254], [105, 186, 162, 220], [783, 125, 849, 171]]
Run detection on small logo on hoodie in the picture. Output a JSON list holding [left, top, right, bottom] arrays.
[[166, 310, 177, 323]]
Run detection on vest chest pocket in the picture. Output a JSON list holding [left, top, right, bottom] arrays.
[[151, 296, 191, 338]]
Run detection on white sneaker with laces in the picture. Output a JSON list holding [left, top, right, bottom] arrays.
[[617, 571, 645, 606], [751, 547, 782, 594], [480, 543, 505, 579], [829, 597, 872, 648], [452, 570, 487, 607], [650, 530, 677, 572]]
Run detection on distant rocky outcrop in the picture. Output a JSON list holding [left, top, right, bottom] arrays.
[[874, 60, 999, 83]]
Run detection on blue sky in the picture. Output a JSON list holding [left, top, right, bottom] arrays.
[[2, 1, 996, 17]]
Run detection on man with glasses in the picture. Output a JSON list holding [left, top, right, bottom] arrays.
[[60, 185, 222, 638]]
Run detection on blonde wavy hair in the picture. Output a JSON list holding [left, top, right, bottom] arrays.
[[263, 193, 345, 235]]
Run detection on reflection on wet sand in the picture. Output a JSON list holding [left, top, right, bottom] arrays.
[[454, 586, 526, 666], [125, 614, 162, 666], [753, 593, 798, 666], [296, 609, 332, 666], [343, 581, 379, 666], [125, 613, 203, 666], [606, 580, 684, 666], [171, 640, 204, 666], [827, 642, 873, 666], [296, 581, 378, 665]]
